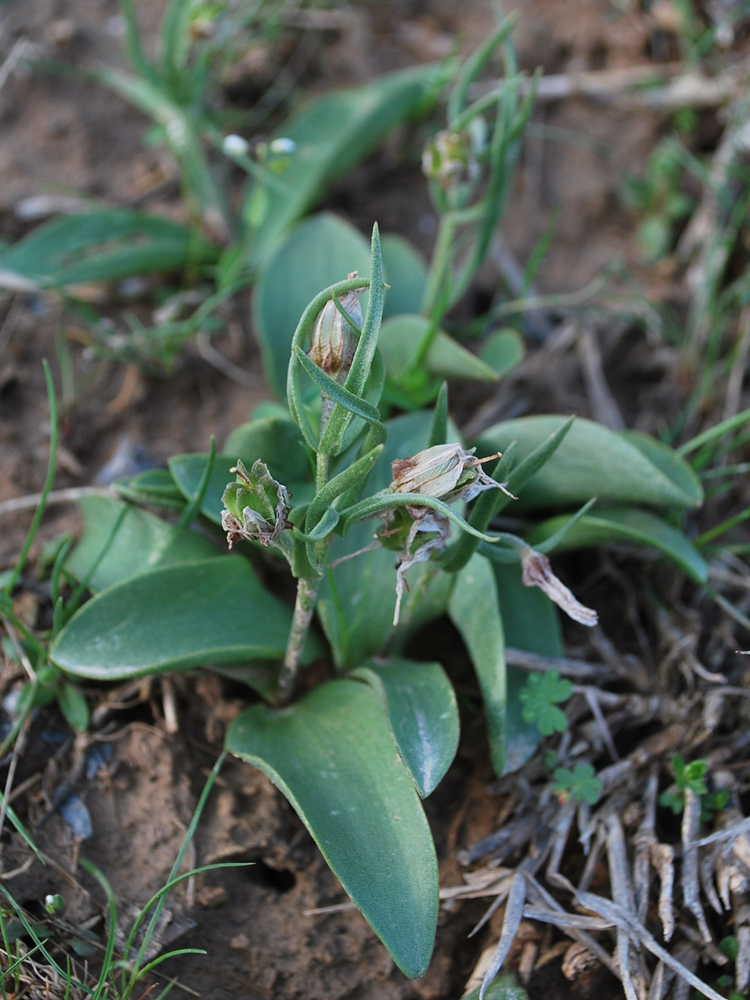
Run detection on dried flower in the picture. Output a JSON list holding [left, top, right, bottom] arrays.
[[391, 443, 514, 516], [221, 459, 291, 549], [520, 548, 598, 627], [390, 511, 450, 626]]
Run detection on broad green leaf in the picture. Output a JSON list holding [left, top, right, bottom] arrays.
[[493, 562, 563, 772], [527, 506, 708, 583], [478, 416, 702, 510], [0, 211, 216, 289], [225, 679, 438, 978], [620, 430, 703, 508], [479, 329, 524, 378], [65, 496, 220, 592], [51, 558, 309, 680], [318, 411, 459, 668], [170, 417, 315, 523], [116, 468, 185, 508], [448, 554, 506, 776], [380, 314, 497, 383], [352, 658, 459, 797], [254, 214, 371, 397], [381, 234, 428, 318], [247, 64, 443, 266]]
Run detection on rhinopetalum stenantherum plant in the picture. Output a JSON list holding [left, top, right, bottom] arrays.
[[50, 224, 706, 978]]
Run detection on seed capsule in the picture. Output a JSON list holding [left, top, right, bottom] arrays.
[[307, 273, 363, 385]]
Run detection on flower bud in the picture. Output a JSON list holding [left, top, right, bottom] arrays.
[[520, 548, 598, 627], [307, 273, 363, 385], [221, 459, 291, 548], [422, 128, 481, 192]]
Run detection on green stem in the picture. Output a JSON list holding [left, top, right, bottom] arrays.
[[421, 212, 457, 322], [277, 576, 318, 705]]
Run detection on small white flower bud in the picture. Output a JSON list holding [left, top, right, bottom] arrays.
[[223, 134, 250, 157]]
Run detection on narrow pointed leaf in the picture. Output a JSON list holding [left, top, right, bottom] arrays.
[[527, 506, 708, 583], [448, 554, 506, 776], [65, 496, 220, 593], [51, 558, 309, 680], [478, 416, 702, 510], [225, 679, 438, 978], [352, 658, 459, 797], [305, 445, 383, 533]]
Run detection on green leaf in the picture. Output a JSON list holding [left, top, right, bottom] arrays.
[[620, 430, 703, 508], [478, 416, 703, 510], [225, 679, 438, 978], [247, 64, 443, 266], [381, 234, 428, 318], [65, 496, 220, 593], [58, 682, 90, 732], [492, 561, 563, 771], [352, 658, 459, 797], [519, 671, 572, 736], [254, 213, 371, 397], [462, 974, 529, 1000], [448, 554, 506, 776], [527, 506, 707, 583], [51, 558, 310, 680], [380, 314, 497, 383], [478, 329, 524, 378], [0, 211, 217, 289]]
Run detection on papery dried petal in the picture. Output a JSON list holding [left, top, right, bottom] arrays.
[[307, 273, 363, 385], [521, 548, 598, 627]]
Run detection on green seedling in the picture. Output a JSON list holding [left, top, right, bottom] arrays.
[[658, 754, 730, 818], [552, 763, 603, 806], [518, 670, 572, 736], [622, 139, 695, 264]]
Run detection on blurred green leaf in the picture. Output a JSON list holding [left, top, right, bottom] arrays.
[[478, 329, 524, 378], [247, 64, 444, 266], [381, 234, 428, 319], [225, 678, 438, 978], [58, 682, 90, 732], [0, 211, 217, 289], [478, 416, 702, 510], [462, 974, 529, 1000], [527, 506, 707, 583], [352, 658, 459, 797], [380, 314, 497, 383], [448, 554, 506, 775], [51, 558, 313, 680], [65, 496, 220, 592]]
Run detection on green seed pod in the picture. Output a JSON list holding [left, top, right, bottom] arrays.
[[307, 274, 363, 385], [221, 459, 291, 548]]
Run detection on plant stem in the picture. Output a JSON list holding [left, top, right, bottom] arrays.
[[277, 576, 318, 704]]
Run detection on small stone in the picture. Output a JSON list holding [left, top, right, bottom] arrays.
[[230, 932, 251, 950], [197, 885, 229, 909]]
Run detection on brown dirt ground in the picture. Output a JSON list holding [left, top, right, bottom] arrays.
[[0, 0, 746, 998]]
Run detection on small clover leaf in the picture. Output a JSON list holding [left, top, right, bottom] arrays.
[[553, 764, 602, 806], [518, 670, 572, 736]]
